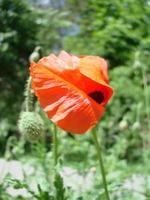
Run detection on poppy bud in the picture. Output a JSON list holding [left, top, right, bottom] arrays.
[[18, 111, 44, 142], [29, 46, 42, 62], [29, 51, 40, 62]]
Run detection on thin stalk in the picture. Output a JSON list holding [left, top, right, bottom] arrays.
[[142, 66, 150, 132], [53, 124, 58, 166], [141, 66, 150, 163], [92, 127, 110, 200]]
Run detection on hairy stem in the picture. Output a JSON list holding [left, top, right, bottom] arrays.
[[92, 127, 110, 200], [25, 76, 33, 112], [53, 124, 58, 166]]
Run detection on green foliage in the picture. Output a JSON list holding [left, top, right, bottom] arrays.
[[0, 0, 150, 200], [0, 0, 38, 120], [0, 0, 71, 139], [64, 0, 150, 162], [65, 0, 150, 66], [36, 7, 71, 55], [54, 173, 68, 200]]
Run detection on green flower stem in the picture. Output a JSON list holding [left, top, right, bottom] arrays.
[[92, 127, 110, 200], [53, 124, 58, 166], [142, 66, 150, 132]]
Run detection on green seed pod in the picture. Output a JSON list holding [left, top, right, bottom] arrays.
[[18, 112, 44, 142]]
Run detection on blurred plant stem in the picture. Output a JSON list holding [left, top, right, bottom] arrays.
[[53, 124, 58, 166], [92, 127, 110, 200], [134, 51, 150, 162], [141, 65, 150, 163], [142, 66, 150, 132]]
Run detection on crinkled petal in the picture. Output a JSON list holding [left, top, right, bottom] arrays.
[[78, 55, 109, 84], [58, 50, 79, 68], [31, 55, 113, 106], [30, 63, 104, 134]]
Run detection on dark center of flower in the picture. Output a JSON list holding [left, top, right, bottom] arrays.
[[88, 91, 104, 104]]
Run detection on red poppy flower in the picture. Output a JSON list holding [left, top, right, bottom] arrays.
[[30, 51, 113, 134]]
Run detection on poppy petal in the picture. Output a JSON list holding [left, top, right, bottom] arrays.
[[32, 53, 113, 106], [58, 50, 79, 68], [78, 55, 109, 84], [30, 62, 104, 134]]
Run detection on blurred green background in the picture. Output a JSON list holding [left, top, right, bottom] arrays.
[[0, 0, 150, 200]]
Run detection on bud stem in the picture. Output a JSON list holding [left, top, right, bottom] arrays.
[[92, 127, 110, 200], [53, 124, 58, 166], [25, 76, 33, 112]]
